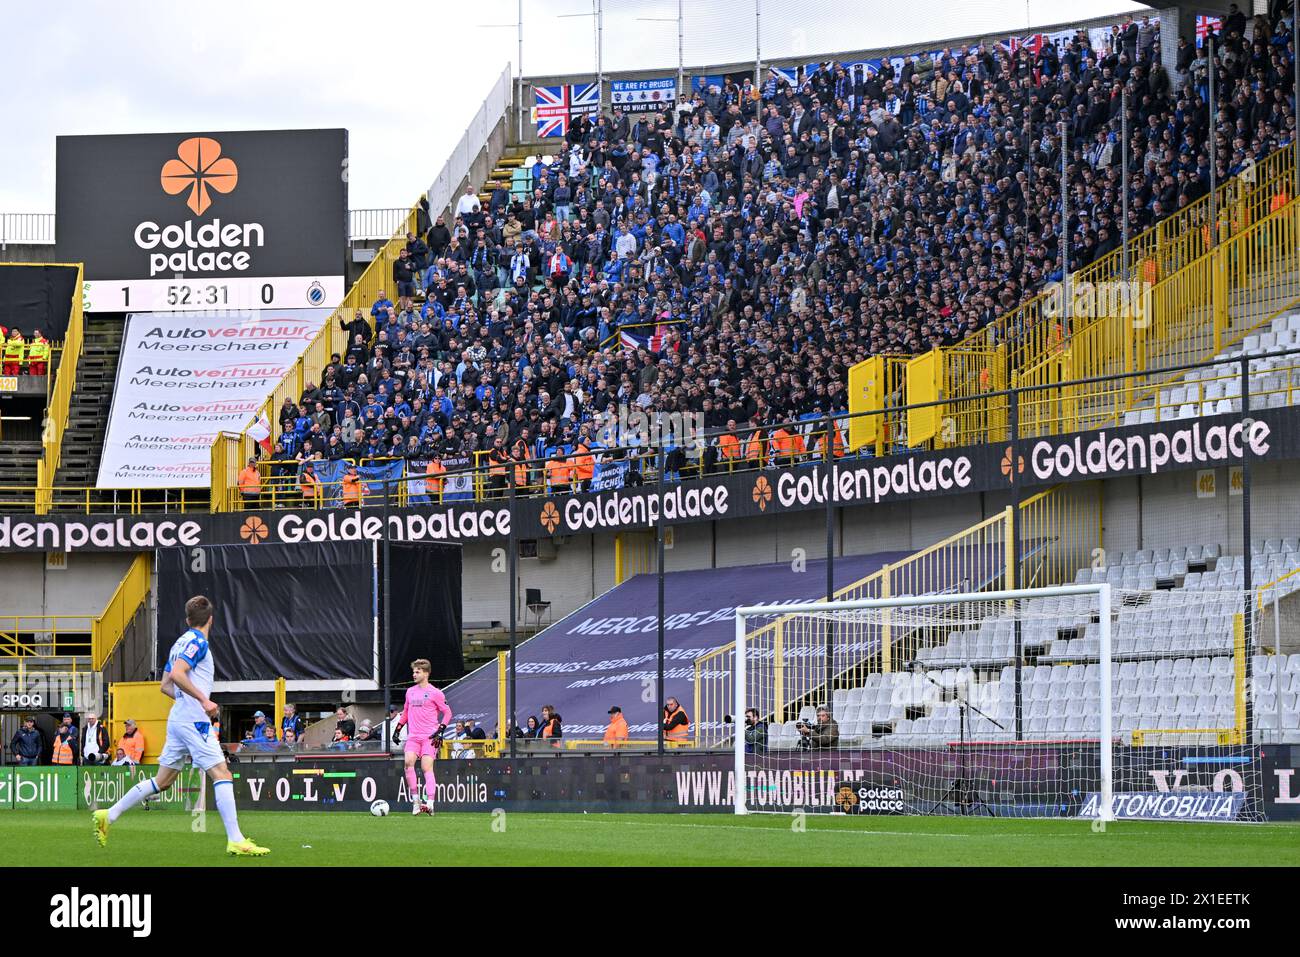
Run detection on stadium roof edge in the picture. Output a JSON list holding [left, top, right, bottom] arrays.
[[519, 2, 1231, 88]]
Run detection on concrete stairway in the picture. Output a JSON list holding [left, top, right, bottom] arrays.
[[0, 440, 41, 511], [476, 147, 533, 207], [50, 314, 124, 508]]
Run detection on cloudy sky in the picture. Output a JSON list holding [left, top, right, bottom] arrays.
[[1, 0, 1145, 214]]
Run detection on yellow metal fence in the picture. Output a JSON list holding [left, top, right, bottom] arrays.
[[0, 486, 207, 514], [33, 263, 85, 515], [91, 553, 152, 671], [0, 616, 93, 659], [955, 142, 1296, 375], [0, 552, 151, 667], [1018, 198, 1300, 439]]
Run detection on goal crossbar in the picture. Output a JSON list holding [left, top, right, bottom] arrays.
[[733, 583, 1114, 818]]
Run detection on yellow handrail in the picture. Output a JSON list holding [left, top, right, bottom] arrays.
[[209, 201, 422, 511], [2, 554, 152, 665], [955, 142, 1296, 372], [0, 486, 207, 513], [1017, 196, 1300, 439], [91, 553, 152, 670], [33, 262, 85, 514]]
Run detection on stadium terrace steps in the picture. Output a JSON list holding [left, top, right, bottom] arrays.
[[462, 624, 541, 672], [0, 440, 41, 510], [49, 314, 123, 504], [477, 148, 534, 205]]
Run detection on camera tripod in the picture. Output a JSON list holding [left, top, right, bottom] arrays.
[[917, 665, 1001, 816]]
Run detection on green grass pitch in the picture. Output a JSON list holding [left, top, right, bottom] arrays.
[[3, 809, 1299, 866]]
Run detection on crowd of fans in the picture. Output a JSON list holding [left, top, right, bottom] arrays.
[[256, 8, 1296, 497]]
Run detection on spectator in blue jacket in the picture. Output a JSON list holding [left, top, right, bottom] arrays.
[[9, 716, 42, 765], [370, 291, 393, 320], [248, 710, 272, 738], [281, 704, 305, 742]]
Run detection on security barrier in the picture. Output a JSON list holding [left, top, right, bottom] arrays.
[[947, 142, 1296, 377], [1017, 198, 1300, 439]]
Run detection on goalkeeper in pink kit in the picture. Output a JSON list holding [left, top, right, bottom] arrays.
[[394, 658, 453, 815]]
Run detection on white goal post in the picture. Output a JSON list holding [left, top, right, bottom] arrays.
[[733, 584, 1115, 819]]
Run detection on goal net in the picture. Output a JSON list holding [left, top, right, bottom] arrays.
[[732, 584, 1266, 821]]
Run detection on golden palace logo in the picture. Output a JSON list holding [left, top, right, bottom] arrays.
[[539, 501, 561, 533], [751, 475, 773, 511], [1000, 446, 1025, 481], [239, 516, 268, 544], [161, 137, 238, 215], [835, 784, 859, 812]]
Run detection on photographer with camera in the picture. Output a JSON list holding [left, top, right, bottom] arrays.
[[797, 705, 839, 751], [743, 708, 768, 753]]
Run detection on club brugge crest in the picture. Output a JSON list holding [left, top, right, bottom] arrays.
[[307, 281, 326, 306]]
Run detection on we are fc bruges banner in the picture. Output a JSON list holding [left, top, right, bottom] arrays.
[[610, 78, 676, 113]]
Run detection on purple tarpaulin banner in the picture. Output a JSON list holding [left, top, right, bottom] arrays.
[[446, 549, 1008, 736]]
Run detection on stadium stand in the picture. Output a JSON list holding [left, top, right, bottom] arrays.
[[200, 10, 1296, 509], [1129, 310, 1300, 423], [8, 12, 1299, 750]]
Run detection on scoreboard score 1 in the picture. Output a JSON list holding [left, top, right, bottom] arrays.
[[84, 276, 343, 314]]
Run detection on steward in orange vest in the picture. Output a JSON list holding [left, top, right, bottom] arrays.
[[299, 463, 322, 505], [52, 725, 76, 765], [717, 427, 742, 469], [662, 698, 690, 745], [545, 452, 573, 492], [571, 440, 595, 491], [770, 424, 806, 466], [1140, 256, 1158, 287], [540, 706, 562, 747], [425, 456, 446, 500], [341, 465, 362, 506], [810, 419, 844, 459], [238, 459, 262, 507], [509, 438, 532, 491], [603, 706, 629, 747], [117, 721, 145, 763], [487, 440, 511, 499]]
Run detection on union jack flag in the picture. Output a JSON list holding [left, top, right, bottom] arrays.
[[618, 324, 668, 353], [1005, 34, 1045, 56], [1195, 15, 1222, 45], [534, 82, 601, 138]]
